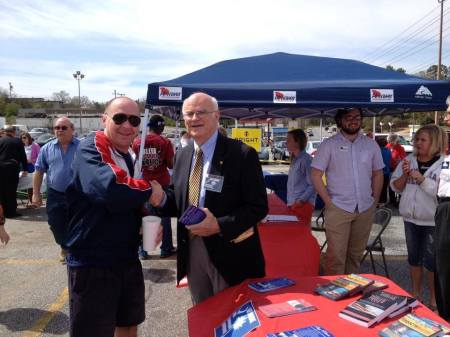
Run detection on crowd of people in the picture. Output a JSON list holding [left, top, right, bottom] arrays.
[[1, 94, 450, 336]]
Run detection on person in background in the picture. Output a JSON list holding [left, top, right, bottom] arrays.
[[434, 102, 450, 321], [0, 205, 9, 245], [311, 107, 384, 275], [387, 133, 407, 207], [0, 126, 28, 218], [390, 124, 445, 311], [376, 137, 392, 207], [132, 114, 176, 259], [286, 128, 316, 224], [33, 117, 79, 263], [21, 132, 40, 204], [179, 130, 192, 149]]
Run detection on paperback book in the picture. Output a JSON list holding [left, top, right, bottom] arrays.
[[379, 313, 443, 337], [258, 299, 316, 318], [248, 277, 295, 293], [339, 290, 407, 327], [214, 301, 260, 337], [388, 297, 420, 318], [362, 280, 388, 295], [315, 274, 374, 300], [267, 325, 334, 337]]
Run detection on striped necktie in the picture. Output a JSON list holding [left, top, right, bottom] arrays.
[[188, 148, 204, 206]]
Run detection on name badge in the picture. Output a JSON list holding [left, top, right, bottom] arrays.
[[205, 174, 224, 193], [339, 146, 349, 151], [442, 161, 450, 170]]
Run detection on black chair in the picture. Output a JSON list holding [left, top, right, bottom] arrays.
[[311, 208, 327, 252], [361, 207, 392, 277]]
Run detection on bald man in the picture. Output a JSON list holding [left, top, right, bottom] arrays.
[[65, 97, 158, 337], [150, 93, 268, 304], [33, 117, 79, 260]]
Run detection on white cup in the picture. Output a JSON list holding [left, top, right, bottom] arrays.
[[142, 216, 161, 251]]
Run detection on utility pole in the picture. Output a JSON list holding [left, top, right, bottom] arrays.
[[113, 90, 125, 98], [73, 70, 85, 134], [436, 0, 446, 124], [8, 82, 13, 98]]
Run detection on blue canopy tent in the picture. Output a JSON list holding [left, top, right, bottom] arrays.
[[145, 52, 450, 120]]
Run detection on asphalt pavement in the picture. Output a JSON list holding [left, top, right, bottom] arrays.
[[0, 165, 433, 337]]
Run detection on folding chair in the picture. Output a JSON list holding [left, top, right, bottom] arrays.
[[311, 208, 327, 252], [361, 207, 392, 277]]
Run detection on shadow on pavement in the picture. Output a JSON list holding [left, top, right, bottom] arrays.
[[0, 308, 68, 334], [143, 268, 176, 284]]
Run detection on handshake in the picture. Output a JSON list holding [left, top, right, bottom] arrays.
[[148, 180, 165, 207]]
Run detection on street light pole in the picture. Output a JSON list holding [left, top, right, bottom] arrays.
[[436, 0, 446, 124], [8, 82, 13, 98], [73, 70, 85, 134]]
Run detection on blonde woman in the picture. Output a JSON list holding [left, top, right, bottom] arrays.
[[390, 124, 445, 310]]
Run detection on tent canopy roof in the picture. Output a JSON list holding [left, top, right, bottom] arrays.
[[146, 52, 450, 120]]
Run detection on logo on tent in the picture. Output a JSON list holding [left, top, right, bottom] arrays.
[[415, 86, 432, 99], [370, 89, 394, 102], [158, 86, 182, 101], [273, 91, 296, 104]]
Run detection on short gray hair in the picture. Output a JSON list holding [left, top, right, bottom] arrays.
[[387, 133, 398, 143], [182, 92, 219, 112]]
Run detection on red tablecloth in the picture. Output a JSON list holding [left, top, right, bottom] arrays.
[[188, 274, 447, 337], [259, 194, 320, 278]]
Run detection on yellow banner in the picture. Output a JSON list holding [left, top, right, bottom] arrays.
[[231, 128, 262, 152]]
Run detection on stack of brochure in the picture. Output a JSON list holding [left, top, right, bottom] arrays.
[[379, 313, 449, 337], [339, 290, 407, 327], [315, 274, 374, 300], [267, 325, 334, 337], [258, 299, 316, 318]]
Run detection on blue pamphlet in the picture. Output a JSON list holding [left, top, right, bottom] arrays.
[[267, 325, 334, 337], [214, 301, 260, 337], [179, 205, 206, 226], [248, 277, 295, 293]]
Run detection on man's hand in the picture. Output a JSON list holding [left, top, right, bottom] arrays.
[[0, 226, 10, 245], [187, 208, 220, 237], [149, 180, 165, 207], [32, 192, 42, 208]]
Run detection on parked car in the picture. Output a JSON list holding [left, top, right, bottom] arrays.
[[35, 133, 55, 147], [305, 140, 321, 157], [29, 127, 49, 140]]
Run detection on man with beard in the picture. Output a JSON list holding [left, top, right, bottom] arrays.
[[311, 108, 384, 275]]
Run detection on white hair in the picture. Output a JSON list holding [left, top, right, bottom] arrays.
[[182, 92, 219, 111]]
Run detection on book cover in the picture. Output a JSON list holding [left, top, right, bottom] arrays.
[[315, 274, 374, 300], [388, 297, 420, 318], [339, 291, 407, 327], [259, 299, 316, 318], [179, 205, 206, 226], [248, 278, 295, 293], [379, 313, 442, 337], [214, 301, 260, 337], [362, 280, 388, 295], [267, 325, 334, 337]]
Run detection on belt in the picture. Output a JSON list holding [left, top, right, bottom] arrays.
[[438, 197, 450, 203]]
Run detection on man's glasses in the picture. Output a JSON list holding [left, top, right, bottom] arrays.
[[54, 126, 68, 131], [182, 110, 215, 119], [111, 113, 141, 127]]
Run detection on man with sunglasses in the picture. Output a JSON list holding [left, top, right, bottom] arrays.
[[311, 108, 384, 275], [33, 117, 79, 262], [64, 97, 158, 337], [150, 92, 268, 304]]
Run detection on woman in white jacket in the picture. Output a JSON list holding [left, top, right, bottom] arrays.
[[390, 124, 446, 310]]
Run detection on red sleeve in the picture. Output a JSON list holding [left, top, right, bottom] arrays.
[[166, 139, 174, 161], [132, 138, 140, 155]]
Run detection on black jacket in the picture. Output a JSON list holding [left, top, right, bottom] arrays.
[[0, 135, 28, 171], [162, 133, 268, 286]]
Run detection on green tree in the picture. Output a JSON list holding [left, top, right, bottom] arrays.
[[4, 102, 20, 118]]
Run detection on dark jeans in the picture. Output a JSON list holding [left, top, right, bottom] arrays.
[[0, 160, 20, 217], [435, 201, 450, 321], [380, 174, 389, 204], [404, 220, 435, 271], [47, 188, 68, 249]]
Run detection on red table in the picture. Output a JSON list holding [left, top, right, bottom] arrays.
[[188, 274, 447, 337], [259, 194, 320, 278]]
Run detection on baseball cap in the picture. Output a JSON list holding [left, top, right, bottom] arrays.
[[148, 114, 165, 128]]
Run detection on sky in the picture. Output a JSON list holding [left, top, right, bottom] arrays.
[[0, 0, 449, 103]]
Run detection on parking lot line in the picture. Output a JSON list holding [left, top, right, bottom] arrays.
[[21, 287, 69, 337]]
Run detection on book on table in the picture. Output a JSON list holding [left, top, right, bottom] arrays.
[[214, 300, 260, 337], [339, 290, 407, 327], [258, 299, 316, 318], [248, 277, 295, 293], [315, 274, 374, 300], [267, 325, 334, 337], [378, 313, 444, 337], [362, 280, 388, 295], [388, 296, 420, 318]]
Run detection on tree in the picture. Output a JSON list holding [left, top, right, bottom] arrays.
[[386, 65, 406, 73], [51, 90, 71, 104], [415, 65, 449, 80], [4, 102, 20, 118], [70, 95, 91, 108]]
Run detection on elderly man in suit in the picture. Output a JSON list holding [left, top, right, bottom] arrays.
[[150, 92, 268, 304]]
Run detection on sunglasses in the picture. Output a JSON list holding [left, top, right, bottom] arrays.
[[111, 113, 141, 127], [54, 126, 68, 131]]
